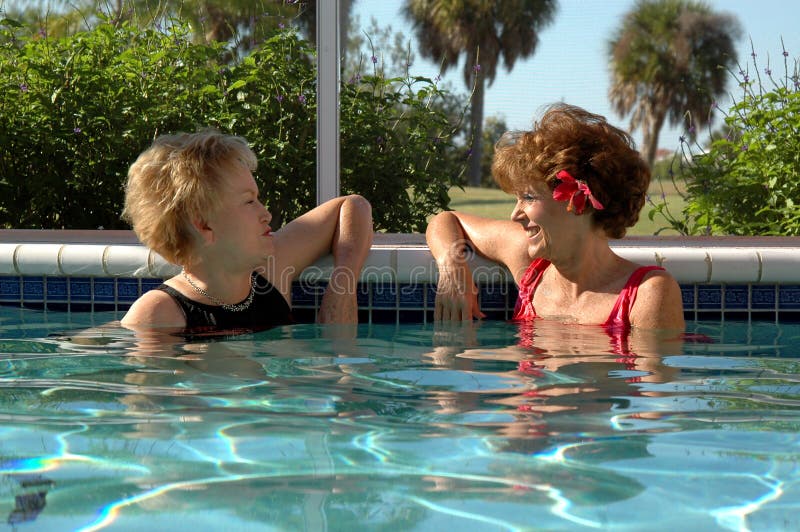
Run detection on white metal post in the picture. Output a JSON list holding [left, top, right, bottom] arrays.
[[316, 0, 340, 204]]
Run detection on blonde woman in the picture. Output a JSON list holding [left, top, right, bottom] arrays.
[[121, 130, 372, 333]]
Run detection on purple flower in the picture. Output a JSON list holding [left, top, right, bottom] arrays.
[[689, 126, 696, 134], [473, 64, 481, 73], [276, 94, 283, 102], [73, 127, 81, 134], [298, 94, 306, 104], [376, 136, 384, 144], [278, 23, 285, 29], [19, 83, 28, 92], [434, 74, 441, 82], [37, 27, 47, 38], [741, 143, 749, 151], [371, 55, 378, 64], [743, 74, 749, 83]]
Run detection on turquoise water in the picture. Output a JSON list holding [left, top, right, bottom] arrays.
[[1, 307, 799, 531]]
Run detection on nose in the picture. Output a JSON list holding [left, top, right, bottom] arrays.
[[260, 202, 272, 224], [510, 200, 524, 222]]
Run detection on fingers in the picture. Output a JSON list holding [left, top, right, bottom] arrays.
[[434, 295, 479, 322]]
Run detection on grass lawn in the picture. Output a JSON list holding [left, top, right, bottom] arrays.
[[446, 180, 686, 236]]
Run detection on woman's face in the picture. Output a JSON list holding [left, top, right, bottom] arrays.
[[205, 164, 275, 267], [510, 180, 578, 261]]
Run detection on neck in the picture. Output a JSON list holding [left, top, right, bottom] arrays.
[[547, 234, 622, 293], [181, 263, 254, 305]]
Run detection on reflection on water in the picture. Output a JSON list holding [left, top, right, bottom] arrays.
[[0, 307, 799, 530]]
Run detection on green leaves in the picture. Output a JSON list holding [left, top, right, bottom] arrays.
[[650, 44, 800, 236], [0, 19, 466, 232]]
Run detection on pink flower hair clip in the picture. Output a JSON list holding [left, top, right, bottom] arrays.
[[552, 170, 604, 215]]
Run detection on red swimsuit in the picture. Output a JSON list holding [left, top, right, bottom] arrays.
[[512, 258, 665, 329]]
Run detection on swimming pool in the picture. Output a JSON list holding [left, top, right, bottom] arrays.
[[2, 306, 799, 530]]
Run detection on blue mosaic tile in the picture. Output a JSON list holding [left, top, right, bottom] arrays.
[[0, 276, 21, 301], [357, 283, 370, 307], [46, 278, 68, 301], [69, 277, 92, 302], [779, 285, 800, 310], [507, 283, 519, 305], [291, 282, 318, 307], [680, 286, 695, 309], [94, 278, 115, 302], [116, 278, 141, 302], [398, 283, 425, 308], [427, 283, 438, 306], [697, 285, 722, 310], [751, 285, 777, 310], [371, 283, 397, 309], [22, 277, 44, 301], [479, 284, 508, 310], [724, 285, 749, 310], [140, 279, 164, 294]]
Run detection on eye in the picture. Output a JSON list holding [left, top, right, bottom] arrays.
[[519, 193, 537, 203]]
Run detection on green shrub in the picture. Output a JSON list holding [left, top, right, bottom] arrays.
[[650, 45, 800, 235], [0, 17, 466, 232]]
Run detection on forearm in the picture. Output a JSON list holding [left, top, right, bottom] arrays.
[[329, 195, 373, 289], [426, 211, 473, 269]]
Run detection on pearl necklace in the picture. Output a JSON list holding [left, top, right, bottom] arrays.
[[181, 268, 255, 312]]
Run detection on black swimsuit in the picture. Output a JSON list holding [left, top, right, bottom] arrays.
[[156, 273, 293, 335]]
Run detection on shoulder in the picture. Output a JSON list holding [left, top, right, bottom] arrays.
[[630, 269, 685, 330], [120, 285, 186, 328]]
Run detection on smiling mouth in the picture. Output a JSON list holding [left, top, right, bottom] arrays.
[[526, 227, 540, 239]]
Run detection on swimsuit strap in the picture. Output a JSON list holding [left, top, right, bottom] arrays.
[[512, 259, 551, 320], [602, 265, 665, 329]]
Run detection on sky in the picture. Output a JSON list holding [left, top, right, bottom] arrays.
[[352, 0, 800, 152]]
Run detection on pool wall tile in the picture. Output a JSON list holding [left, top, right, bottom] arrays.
[[697, 285, 722, 310], [751, 286, 777, 310], [657, 248, 710, 283], [46, 278, 69, 301], [759, 249, 798, 283], [69, 278, 92, 302], [22, 277, 44, 301], [708, 249, 761, 283], [0, 244, 18, 275], [724, 285, 749, 310], [93, 278, 115, 302], [60, 245, 106, 276], [779, 285, 800, 310], [0, 277, 21, 302], [399, 284, 426, 308], [16, 245, 62, 276], [116, 278, 141, 302], [2, 233, 800, 320]]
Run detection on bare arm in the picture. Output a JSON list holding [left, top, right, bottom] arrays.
[[269, 194, 373, 324], [629, 271, 686, 330], [426, 211, 530, 321]]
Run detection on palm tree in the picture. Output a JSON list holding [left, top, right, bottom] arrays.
[[608, 0, 741, 168], [403, 0, 557, 187]]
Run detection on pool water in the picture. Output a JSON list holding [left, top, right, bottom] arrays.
[[1, 307, 799, 531]]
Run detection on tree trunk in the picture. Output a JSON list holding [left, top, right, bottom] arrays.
[[468, 76, 485, 187], [642, 110, 666, 169]]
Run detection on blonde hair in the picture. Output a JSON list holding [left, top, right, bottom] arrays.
[[123, 130, 257, 264], [492, 103, 650, 239]]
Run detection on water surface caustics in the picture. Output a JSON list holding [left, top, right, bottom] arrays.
[[0, 307, 799, 531]]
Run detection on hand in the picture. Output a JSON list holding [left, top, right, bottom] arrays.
[[433, 263, 486, 322]]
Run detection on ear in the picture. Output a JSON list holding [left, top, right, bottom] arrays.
[[191, 217, 215, 245]]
